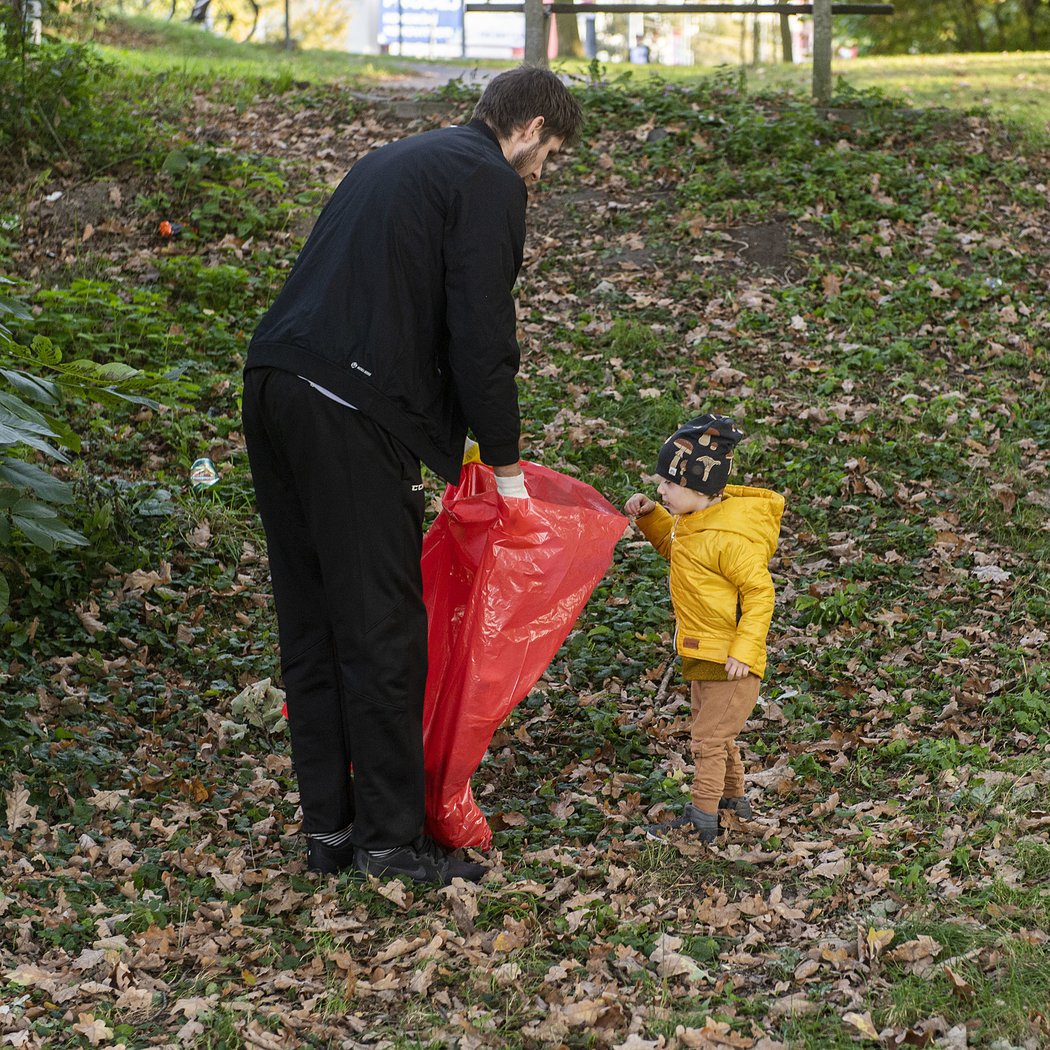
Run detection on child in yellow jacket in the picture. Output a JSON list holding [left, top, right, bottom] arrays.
[[624, 414, 784, 843]]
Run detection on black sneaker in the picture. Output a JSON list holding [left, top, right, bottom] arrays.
[[354, 835, 487, 886], [719, 796, 753, 819], [646, 803, 718, 845], [307, 836, 357, 874]]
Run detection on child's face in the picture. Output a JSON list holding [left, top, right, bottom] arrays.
[[657, 477, 719, 515]]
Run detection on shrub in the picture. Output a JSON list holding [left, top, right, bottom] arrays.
[[0, 277, 195, 613], [0, 7, 146, 171]]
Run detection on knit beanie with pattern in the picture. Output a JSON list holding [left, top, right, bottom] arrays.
[[655, 414, 744, 494]]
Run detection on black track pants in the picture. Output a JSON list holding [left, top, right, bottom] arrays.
[[242, 367, 428, 850]]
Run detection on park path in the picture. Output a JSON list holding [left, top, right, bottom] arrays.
[[365, 60, 578, 93], [370, 61, 502, 92]]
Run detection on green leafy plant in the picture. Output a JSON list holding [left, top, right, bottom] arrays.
[[140, 144, 295, 241], [0, 277, 194, 612], [0, 10, 146, 171], [2, 41, 1049, 1049], [795, 583, 871, 628]]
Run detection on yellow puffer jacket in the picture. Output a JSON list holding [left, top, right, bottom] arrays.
[[636, 485, 784, 678]]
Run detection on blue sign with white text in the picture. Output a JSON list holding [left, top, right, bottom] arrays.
[[379, 0, 463, 50]]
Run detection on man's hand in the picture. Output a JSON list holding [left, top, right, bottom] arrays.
[[625, 493, 656, 517], [494, 463, 528, 498], [725, 657, 750, 680]]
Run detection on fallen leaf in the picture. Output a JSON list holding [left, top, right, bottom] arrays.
[[114, 987, 154, 1013], [76, 604, 106, 635], [171, 996, 216, 1019], [494, 810, 527, 827], [677, 1017, 753, 1047], [73, 948, 107, 971], [865, 926, 895, 960], [1018, 628, 1046, 649], [613, 1036, 664, 1050], [122, 564, 173, 594], [887, 935, 943, 970], [493, 961, 521, 986], [177, 1019, 206, 1043], [842, 1011, 880, 1040], [937, 1024, 969, 1050], [989, 483, 1016, 514], [560, 998, 607, 1026], [5, 781, 37, 833], [375, 879, 411, 908], [72, 1015, 113, 1046], [749, 757, 796, 790], [943, 964, 975, 999], [95, 219, 133, 235], [971, 564, 1011, 583], [188, 522, 212, 548], [87, 789, 131, 811], [808, 856, 850, 879], [4, 964, 57, 991], [767, 993, 818, 1018], [649, 934, 708, 981]]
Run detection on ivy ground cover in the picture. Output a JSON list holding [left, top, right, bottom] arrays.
[[1, 45, 1048, 1050]]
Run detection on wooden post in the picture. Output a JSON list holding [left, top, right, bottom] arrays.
[[524, 0, 548, 65], [779, 13, 793, 62], [812, 0, 832, 103]]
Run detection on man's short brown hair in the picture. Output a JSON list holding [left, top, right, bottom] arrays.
[[472, 66, 583, 147]]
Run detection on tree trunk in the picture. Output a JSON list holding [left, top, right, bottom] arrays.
[[990, 1, 1007, 49], [555, 11, 582, 57], [1022, 0, 1038, 46], [957, 0, 987, 50], [780, 13, 793, 62], [812, 0, 832, 104], [524, 0, 548, 66]]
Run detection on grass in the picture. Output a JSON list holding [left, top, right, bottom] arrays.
[[747, 50, 1050, 132], [88, 17, 1050, 135], [86, 14, 420, 84], [552, 47, 1050, 135], [1, 17, 1049, 1050]]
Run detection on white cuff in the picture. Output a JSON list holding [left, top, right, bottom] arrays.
[[495, 472, 528, 499]]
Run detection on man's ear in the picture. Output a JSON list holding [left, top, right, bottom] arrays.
[[526, 115, 545, 139]]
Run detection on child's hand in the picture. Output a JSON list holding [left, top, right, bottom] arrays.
[[725, 657, 750, 680], [625, 493, 656, 517]]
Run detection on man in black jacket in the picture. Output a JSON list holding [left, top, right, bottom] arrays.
[[242, 67, 583, 886]]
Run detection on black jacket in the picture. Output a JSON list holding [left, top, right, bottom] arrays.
[[246, 119, 526, 483]]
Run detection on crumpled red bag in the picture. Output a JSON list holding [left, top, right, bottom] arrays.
[[421, 461, 627, 850]]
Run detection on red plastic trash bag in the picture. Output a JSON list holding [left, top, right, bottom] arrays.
[[421, 461, 627, 850]]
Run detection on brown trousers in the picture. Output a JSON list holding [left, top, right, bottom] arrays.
[[689, 676, 760, 813]]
